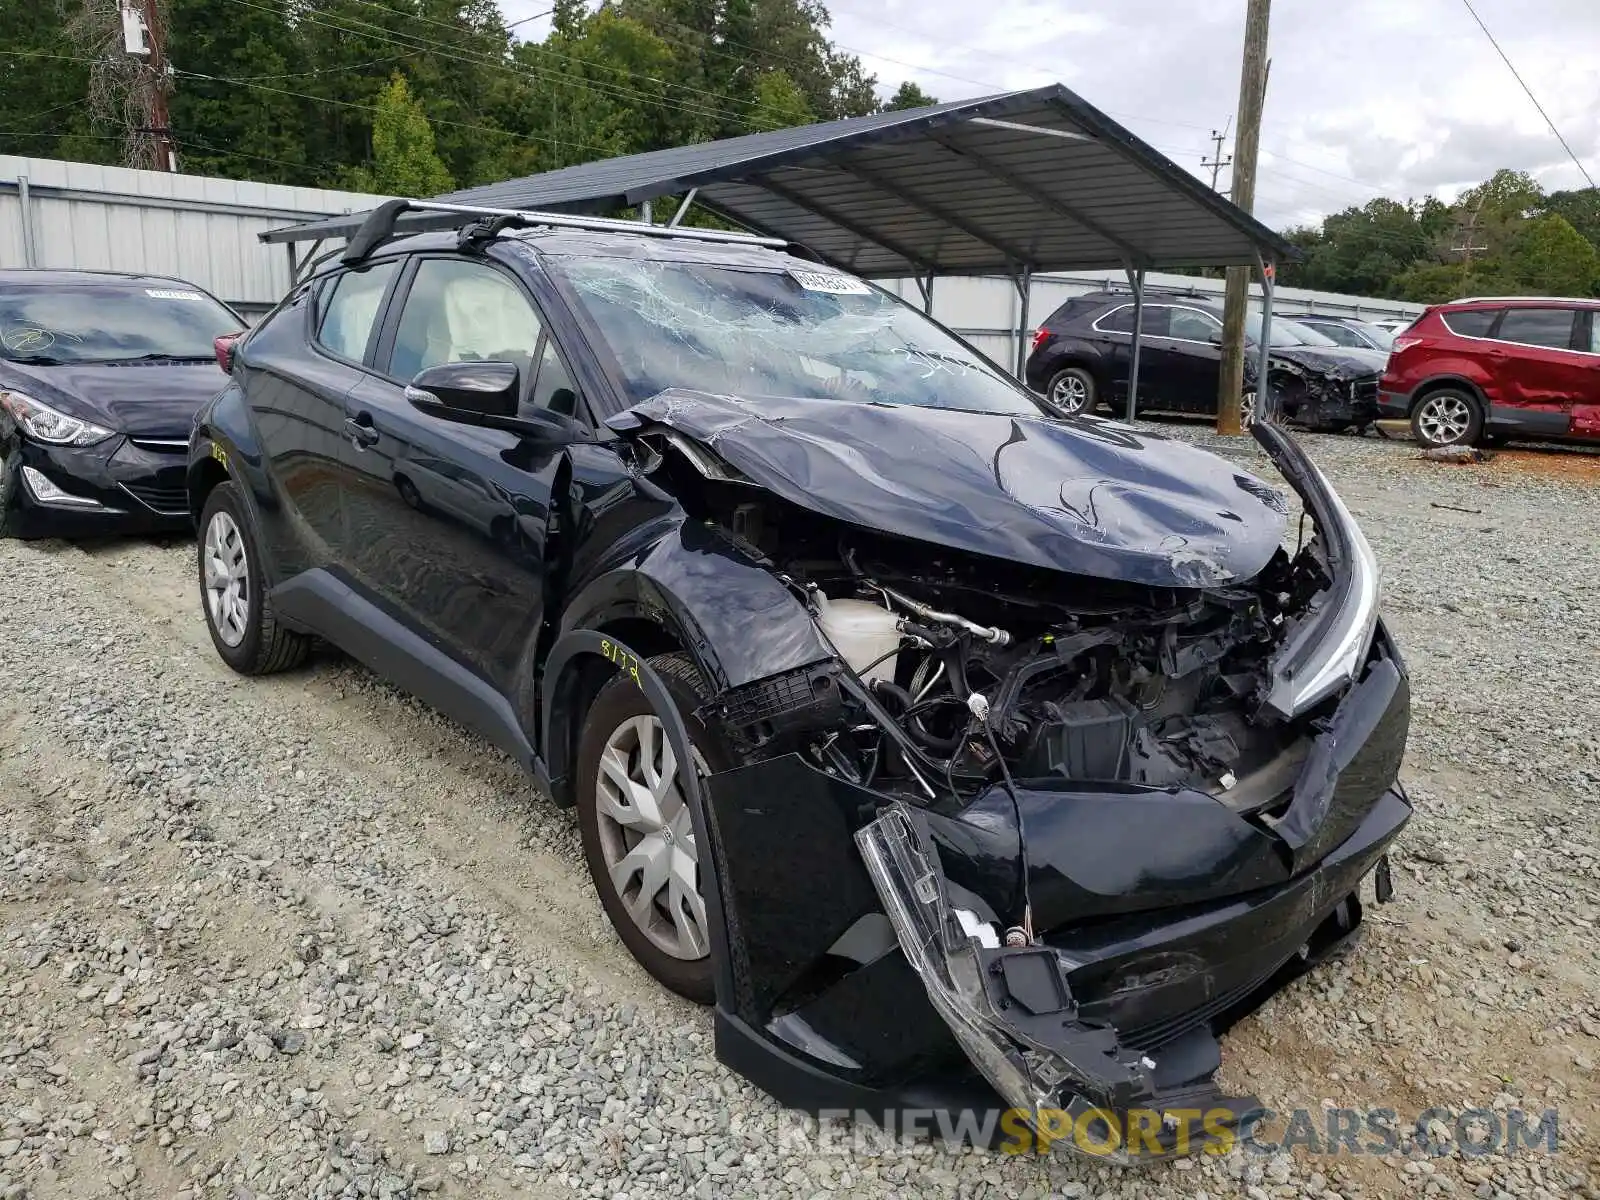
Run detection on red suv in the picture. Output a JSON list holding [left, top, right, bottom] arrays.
[[1378, 297, 1600, 448]]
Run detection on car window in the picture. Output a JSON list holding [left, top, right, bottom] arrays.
[[1138, 306, 1170, 337], [0, 281, 242, 365], [318, 262, 399, 363], [1305, 321, 1364, 348], [527, 338, 580, 417], [388, 258, 543, 384], [1170, 307, 1222, 342], [1589, 315, 1600, 354], [547, 256, 1040, 416], [1097, 305, 1136, 333], [1495, 307, 1576, 350], [1441, 308, 1500, 338]]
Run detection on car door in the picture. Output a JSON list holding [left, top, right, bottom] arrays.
[[1573, 310, 1600, 440], [1166, 305, 1228, 412], [243, 259, 401, 577], [1486, 306, 1588, 436], [337, 253, 574, 691], [1126, 304, 1179, 406]]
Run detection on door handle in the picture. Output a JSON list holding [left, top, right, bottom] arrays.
[[344, 416, 380, 450]]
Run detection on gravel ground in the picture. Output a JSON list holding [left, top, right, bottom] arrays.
[[0, 428, 1596, 1200]]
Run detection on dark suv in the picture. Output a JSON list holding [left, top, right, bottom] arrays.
[[1378, 296, 1600, 448], [185, 201, 1408, 1149], [1025, 290, 1387, 430]]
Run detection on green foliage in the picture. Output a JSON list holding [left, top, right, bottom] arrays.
[[1281, 173, 1600, 304], [885, 81, 939, 111], [2, 0, 877, 190], [342, 74, 454, 197], [1511, 213, 1600, 296], [749, 69, 812, 132]]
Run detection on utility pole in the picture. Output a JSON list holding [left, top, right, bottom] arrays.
[[142, 0, 178, 171], [1450, 193, 1489, 292], [1202, 116, 1233, 193], [1216, 0, 1271, 435]]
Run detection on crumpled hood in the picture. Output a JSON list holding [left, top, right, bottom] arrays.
[[611, 391, 1291, 588], [1, 359, 225, 438], [1271, 345, 1387, 380]]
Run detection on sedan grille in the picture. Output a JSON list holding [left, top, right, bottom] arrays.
[[1351, 378, 1379, 404], [127, 437, 189, 452], [117, 481, 189, 516]]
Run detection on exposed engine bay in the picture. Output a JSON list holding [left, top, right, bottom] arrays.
[[642, 425, 1331, 812]]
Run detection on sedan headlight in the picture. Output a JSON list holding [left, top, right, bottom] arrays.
[[0, 389, 115, 446]]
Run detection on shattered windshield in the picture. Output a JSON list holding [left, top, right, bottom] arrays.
[[546, 255, 1043, 417]]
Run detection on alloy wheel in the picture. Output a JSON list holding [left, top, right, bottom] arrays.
[[1416, 394, 1472, 446], [1049, 373, 1090, 415], [593, 714, 710, 961], [203, 510, 250, 648], [1240, 390, 1258, 428]]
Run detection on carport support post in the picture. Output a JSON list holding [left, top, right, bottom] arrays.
[[915, 273, 936, 314], [1012, 268, 1032, 379], [1124, 265, 1146, 423], [1255, 256, 1277, 422]]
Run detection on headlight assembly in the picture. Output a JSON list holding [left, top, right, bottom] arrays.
[[0, 389, 115, 446]]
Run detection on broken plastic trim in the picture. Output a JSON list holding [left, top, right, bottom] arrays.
[[854, 806, 1158, 1143], [1253, 422, 1381, 719]]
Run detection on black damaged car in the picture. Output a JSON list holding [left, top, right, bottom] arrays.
[[188, 201, 1409, 1157], [1026, 290, 1387, 431], [0, 270, 245, 537]]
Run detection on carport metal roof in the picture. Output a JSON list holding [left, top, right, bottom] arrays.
[[262, 84, 1295, 277]]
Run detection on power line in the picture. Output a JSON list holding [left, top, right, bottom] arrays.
[[1458, 0, 1595, 189]]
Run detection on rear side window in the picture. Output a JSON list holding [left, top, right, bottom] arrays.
[[1440, 308, 1500, 338], [1495, 307, 1576, 350], [1097, 305, 1136, 333], [318, 261, 399, 362]]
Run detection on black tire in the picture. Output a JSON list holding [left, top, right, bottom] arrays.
[[575, 653, 735, 1005], [1410, 388, 1484, 449], [196, 482, 310, 675], [1044, 366, 1097, 416]]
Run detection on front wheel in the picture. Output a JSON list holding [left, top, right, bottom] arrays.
[[1240, 390, 1259, 429], [575, 653, 734, 1004], [1044, 366, 1096, 416], [1411, 389, 1484, 448]]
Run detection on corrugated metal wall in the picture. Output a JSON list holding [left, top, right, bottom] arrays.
[[0, 156, 388, 315], [3, 156, 1422, 354]]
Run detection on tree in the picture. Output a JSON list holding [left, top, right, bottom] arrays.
[[0, 1, 111, 164], [1540, 188, 1600, 252], [343, 73, 454, 196], [748, 69, 811, 131], [885, 80, 938, 111], [1511, 213, 1600, 296], [167, 0, 308, 183]]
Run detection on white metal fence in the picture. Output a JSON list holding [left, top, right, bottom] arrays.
[[0, 156, 387, 315], [3, 156, 1423, 355]]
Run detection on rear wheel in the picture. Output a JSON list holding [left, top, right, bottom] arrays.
[[575, 653, 734, 1004], [197, 483, 310, 675], [1411, 389, 1483, 448], [1240, 390, 1259, 429], [1044, 366, 1096, 416]]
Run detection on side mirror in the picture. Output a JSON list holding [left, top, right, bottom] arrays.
[[406, 361, 519, 420], [214, 332, 243, 373], [1206, 328, 1224, 345]]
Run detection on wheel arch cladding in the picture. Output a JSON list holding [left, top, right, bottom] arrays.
[[541, 522, 833, 804], [1411, 375, 1488, 412], [188, 454, 229, 522]]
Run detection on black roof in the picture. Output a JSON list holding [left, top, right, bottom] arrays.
[[264, 85, 1296, 277]]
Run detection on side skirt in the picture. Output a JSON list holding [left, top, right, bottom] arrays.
[[270, 569, 549, 791]]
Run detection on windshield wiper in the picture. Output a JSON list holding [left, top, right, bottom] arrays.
[[4, 354, 65, 366], [104, 353, 216, 363]]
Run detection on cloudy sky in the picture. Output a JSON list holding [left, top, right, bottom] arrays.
[[498, 0, 1599, 229]]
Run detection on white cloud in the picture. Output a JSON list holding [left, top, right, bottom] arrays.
[[496, 0, 1600, 225]]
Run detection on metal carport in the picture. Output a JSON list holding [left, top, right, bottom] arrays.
[[264, 84, 1297, 421]]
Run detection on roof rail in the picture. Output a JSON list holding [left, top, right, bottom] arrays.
[[331, 199, 789, 265], [1449, 294, 1600, 304]]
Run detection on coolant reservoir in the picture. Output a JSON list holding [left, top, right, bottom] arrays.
[[814, 593, 899, 684]]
